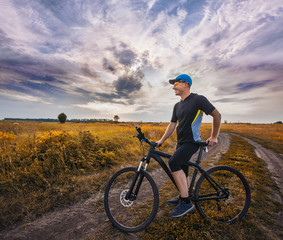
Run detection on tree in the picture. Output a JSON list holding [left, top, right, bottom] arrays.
[[114, 115, 120, 122], [58, 113, 67, 123]]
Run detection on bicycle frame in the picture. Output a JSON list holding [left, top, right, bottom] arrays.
[[127, 143, 229, 202], [105, 127, 251, 232]]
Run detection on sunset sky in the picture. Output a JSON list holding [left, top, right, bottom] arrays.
[[0, 0, 282, 123]]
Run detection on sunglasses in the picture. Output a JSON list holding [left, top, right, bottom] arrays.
[[173, 80, 184, 87]]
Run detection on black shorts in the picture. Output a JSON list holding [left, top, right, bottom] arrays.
[[168, 142, 199, 176]]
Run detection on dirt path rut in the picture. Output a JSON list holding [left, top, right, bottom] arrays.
[[232, 134, 283, 223]]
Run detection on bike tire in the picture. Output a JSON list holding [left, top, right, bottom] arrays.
[[195, 165, 251, 223], [104, 167, 159, 232]]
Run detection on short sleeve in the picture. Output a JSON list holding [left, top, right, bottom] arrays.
[[198, 95, 215, 115], [170, 104, 178, 122]]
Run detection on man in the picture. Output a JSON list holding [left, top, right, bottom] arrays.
[[156, 74, 221, 218]]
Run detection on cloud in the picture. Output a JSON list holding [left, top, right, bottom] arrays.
[[114, 48, 137, 66], [113, 70, 144, 97], [74, 101, 147, 118], [214, 97, 261, 103], [81, 63, 97, 78], [0, 88, 51, 104], [102, 58, 116, 73], [236, 79, 273, 92], [0, 29, 13, 46]]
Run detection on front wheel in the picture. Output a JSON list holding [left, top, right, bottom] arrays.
[[195, 165, 251, 223], [104, 167, 159, 232]]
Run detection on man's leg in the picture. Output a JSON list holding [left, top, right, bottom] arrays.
[[169, 170, 195, 217], [168, 144, 197, 199], [169, 161, 195, 218], [167, 171, 190, 205], [172, 170, 188, 197], [168, 143, 199, 217]]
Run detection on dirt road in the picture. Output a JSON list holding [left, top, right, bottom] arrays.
[[232, 134, 283, 223], [1, 132, 282, 240]]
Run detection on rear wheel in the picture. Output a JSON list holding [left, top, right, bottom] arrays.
[[104, 167, 159, 232], [195, 166, 251, 223]]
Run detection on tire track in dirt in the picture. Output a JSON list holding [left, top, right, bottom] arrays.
[[232, 134, 283, 224], [0, 133, 231, 240], [235, 134, 283, 195]]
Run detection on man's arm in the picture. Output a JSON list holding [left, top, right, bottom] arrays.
[[206, 109, 221, 146], [156, 122, 177, 146]]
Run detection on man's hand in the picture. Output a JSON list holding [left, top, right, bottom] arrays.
[[206, 137, 218, 146], [156, 140, 164, 147]]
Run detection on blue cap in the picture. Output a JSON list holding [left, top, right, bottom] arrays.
[[169, 74, 192, 86]]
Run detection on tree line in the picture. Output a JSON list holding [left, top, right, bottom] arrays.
[[4, 113, 120, 123], [3, 117, 112, 123]]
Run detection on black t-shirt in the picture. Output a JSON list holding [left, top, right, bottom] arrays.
[[171, 93, 215, 144]]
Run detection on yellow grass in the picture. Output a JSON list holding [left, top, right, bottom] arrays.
[[0, 120, 282, 230], [220, 123, 283, 153], [0, 121, 175, 226]]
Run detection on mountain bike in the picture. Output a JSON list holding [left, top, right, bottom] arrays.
[[104, 126, 251, 233]]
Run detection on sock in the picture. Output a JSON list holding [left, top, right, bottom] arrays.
[[180, 197, 191, 204]]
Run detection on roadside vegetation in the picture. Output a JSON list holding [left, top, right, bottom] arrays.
[[220, 123, 283, 154], [0, 121, 176, 227], [0, 121, 282, 239]]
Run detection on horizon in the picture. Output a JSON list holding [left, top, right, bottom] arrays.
[[0, 0, 283, 123], [1, 117, 282, 125]]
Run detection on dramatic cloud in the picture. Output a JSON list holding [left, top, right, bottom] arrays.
[[113, 70, 144, 97], [0, 0, 282, 122], [102, 58, 116, 74], [114, 49, 137, 67]]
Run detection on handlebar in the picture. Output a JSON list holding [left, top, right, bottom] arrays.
[[135, 126, 144, 138], [134, 126, 157, 147], [134, 126, 208, 150]]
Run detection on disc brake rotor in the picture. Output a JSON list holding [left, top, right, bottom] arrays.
[[120, 189, 134, 207]]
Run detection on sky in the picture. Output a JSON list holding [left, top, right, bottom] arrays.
[[0, 0, 283, 123]]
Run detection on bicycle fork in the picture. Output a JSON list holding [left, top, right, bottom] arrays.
[[125, 159, 148, 201]]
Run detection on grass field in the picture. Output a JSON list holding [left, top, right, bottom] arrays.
[[0, 121, 176, 227], [0, 121, 282, 239]]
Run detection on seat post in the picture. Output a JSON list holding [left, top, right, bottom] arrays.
[[189, 145, 204, 197], [196, 145, 204, 164]]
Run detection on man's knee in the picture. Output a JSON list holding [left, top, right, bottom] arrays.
[[169, 158, 180, 172]]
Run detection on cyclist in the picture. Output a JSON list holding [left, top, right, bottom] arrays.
[[156, 74, 221, 217]]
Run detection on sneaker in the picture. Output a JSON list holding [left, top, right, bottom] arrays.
[[169, 200, 195, 217], [167, 192, 190, 205], [167, 197, 180, 205]]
